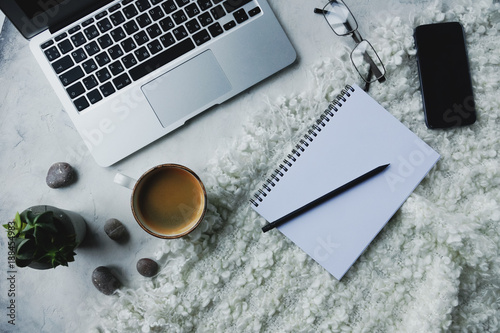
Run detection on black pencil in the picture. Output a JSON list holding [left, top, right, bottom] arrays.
[[262, 164, 390, 233]]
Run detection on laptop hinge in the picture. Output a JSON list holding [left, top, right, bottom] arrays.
[[50, 0, 114, 34]]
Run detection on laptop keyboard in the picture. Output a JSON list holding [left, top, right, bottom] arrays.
[[40, 0, 262, 112]]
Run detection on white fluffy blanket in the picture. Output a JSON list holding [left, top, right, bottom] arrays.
[[89, 1, 500, 331]]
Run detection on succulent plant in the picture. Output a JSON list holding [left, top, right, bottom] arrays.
[[3, 210, 78, 268]]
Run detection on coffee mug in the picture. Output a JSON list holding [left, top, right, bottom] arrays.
[[114, 164, 207, 239]]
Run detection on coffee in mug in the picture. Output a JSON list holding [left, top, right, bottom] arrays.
[[114, 164, 207, 238]]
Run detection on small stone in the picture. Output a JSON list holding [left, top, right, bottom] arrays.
[[136, 258, 159, 277], [92, 266, 121, 295], [104, 218, 127, 241], [46, 162, 76, 188]]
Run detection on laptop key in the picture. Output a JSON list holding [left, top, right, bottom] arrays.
[[74, 96, 90, 111], [41, 40, 54, 49], [133, 31, 150, 46], [149, 6, 165, 21], [98, 34, 113, 49], [129, 38, 195, 81], [113, 73, 132, 90], [136, 0, 151, 12], [175, 0, 190, 7], [85, 41, 101, 56], [52, 55, 74, 74], [96, 68, 112, 83], [123, 4, 138, 19], [71, 32, 87, 46], [185, 3, 200, 18], [108, 45, 124, 59], [134, 47, 150, 62], [71, 48, 87, 63], [198, 12, 213, 26], [233, 9, 248, 24], [160, 33, 175, 48], [147, 40, 163, 54], [136, 13, 152, 28], [82, 58, 98, 74], [66, 81, 85, 99], [100, 82, 116, 97], [82, 18, 95, 27], [83, 75, 99, 89], [54, 32, 67, 42], [172, 10, 188, 25], [223, 0, 252, 13], [95, 52, 111, 66], [159, 17, 175, 32], [111, 27, 127, 42], [193, 29, 211, 46], [186, 19, 201, 33], [248, 6, 261, 17], [208, 22, 224, 38], [109, 60, 125, 75], [162, 0, 177, 14], [43, 46, 61, 61], [68, 25, 81, 34], [58, 40, 74, 54], [110, 11, 125, 25], [121, 37, 137, 53], [97, 18, 113, 33], [210, 5, 226, 20], [146, 23, 162, 38], [109, 4, 121, 12], [198, 0, 212, 11], [122, 54, 138, 68], [84, 25, 100, 40], [223, 20, 236, 31], [59, 66, 84, 86], [95, 10, 108, 20], [173, 26, 188, 40], [123, 21, 140, 34], [87, 89, 103, 104]]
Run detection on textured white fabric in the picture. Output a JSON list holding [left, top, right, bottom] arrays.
[[88, 1, 500, 331]]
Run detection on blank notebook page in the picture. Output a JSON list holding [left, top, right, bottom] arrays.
[[251, 84, 440, 280]]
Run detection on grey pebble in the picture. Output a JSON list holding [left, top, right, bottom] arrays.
[[92, 266, 121, 295], [46, 162, 76, 188], [136, 258, 159, 277], [104, 218, 127, 241]]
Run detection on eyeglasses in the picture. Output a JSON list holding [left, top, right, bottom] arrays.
[[314, 0, 386, 90]]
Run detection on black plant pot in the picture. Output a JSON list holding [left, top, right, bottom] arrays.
[[21, 205, 87, 269]]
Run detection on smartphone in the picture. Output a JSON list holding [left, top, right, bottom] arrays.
[[414, 22, 476, 129]]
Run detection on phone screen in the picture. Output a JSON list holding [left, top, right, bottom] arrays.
[[414, 22, 476, 129]]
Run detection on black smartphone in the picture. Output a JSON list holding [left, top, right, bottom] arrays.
[[414, 22, 476, 129]]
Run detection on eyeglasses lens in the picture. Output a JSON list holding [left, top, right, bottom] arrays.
[[323, 1, 358, 35], [351, 40, 385, 82]]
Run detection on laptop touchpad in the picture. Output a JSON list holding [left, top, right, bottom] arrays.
[[142, 50, 232, 128]]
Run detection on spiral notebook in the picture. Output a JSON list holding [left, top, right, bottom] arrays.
[[250, 84, 440, 280]]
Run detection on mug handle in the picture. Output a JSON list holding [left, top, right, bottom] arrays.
[[114, 173, 136, 190]]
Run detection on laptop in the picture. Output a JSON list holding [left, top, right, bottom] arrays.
[[1, 0, 296, 166]]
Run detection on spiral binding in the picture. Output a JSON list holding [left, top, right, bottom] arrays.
[[250, 85, 355, 207]]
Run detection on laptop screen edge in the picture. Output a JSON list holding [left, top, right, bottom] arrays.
[[0, 0, 112, 39]]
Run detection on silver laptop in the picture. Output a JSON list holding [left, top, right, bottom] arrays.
[[1, 0, 296, 166]]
